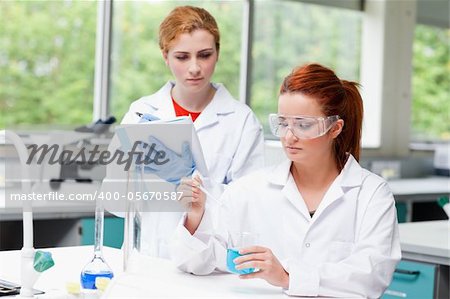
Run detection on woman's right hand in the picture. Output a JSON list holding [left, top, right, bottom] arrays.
[[177, 175, 206, 234]]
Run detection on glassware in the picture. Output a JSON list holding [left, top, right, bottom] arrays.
[[80, 205, 114, 289], [226, 232, 259, 274], [123, 166, 143, 272]]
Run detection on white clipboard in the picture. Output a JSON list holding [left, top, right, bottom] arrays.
[[114, 116, 209, 180]]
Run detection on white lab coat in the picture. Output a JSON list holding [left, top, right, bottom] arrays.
[[108, 81, 264, 257], [170, 155, 401, 298]]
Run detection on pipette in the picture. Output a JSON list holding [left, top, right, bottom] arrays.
[[197, 184, 221, 205], [191, 170, 222, 205]]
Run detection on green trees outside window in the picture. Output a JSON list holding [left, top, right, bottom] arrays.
[[1, 1, 448, 143], [0, 1, 97, 127], [411, 24, 450, 142], [251, 1, 361, 135]]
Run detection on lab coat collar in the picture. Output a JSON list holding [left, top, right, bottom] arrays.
[[267, 159, 308, 217], [193, 82, 236, 131], [267, 154, 363, 189], [147, 81, 236, 131], [313, 155, 364, 221], [267, 154, 364, 220], [338, 154, 365, 189], [267, 159, 292, 187], [146, 82, 177, 119]]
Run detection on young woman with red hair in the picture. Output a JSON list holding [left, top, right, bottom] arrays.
[[109, 6, 264, 257], [171, 63, 401, 298]]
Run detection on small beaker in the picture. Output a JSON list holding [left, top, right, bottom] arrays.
[[226, 232, 259, 275]]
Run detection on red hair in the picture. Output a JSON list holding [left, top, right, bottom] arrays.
[[159, 6, 220, 54], [280, 63, 364, 171]]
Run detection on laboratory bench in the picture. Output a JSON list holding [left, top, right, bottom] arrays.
[[383, 220, 449, 299], [0, 221, 448, 298], [0, 181, 123, 250], [0, 246, 293, 298], [0, 246, 122, 298], [388, 177, 450, 202], [387, 176, 450, 222], [0, 203, 96, 249]]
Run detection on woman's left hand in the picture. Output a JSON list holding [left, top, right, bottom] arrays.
[[234, 246, 289, 288]]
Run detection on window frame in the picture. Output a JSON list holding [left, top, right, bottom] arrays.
[[94, 0, 442, 157]]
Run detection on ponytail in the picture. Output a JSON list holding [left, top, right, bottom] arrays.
[[333, 80, 363, 170]]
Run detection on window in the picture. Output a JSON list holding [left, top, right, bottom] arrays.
[[109, 1, 244, 121], [250, 1, 362, 137], [0, 1, 97, 127], [411, 24, 450, 143]]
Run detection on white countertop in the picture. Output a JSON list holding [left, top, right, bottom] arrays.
[[399, 220, 450, 265], [106, 252, 290, 299], [0, 246, 122, 293], [0, 246, 294, 298], [388, 176, 449, 197]]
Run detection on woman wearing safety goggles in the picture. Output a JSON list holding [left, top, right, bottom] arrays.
[[172, 63, 401, 298]]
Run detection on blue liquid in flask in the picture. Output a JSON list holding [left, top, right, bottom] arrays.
[[226, 248, 255, 275], [81, 271, 114, 289], [81, 205, 114, 289]]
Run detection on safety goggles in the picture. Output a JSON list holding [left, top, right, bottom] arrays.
[[268, 113, 340, 139]]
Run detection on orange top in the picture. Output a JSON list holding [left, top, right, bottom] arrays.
[[172, 97, 201, 122]]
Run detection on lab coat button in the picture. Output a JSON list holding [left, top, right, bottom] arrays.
[[305, 243, 310, 248]]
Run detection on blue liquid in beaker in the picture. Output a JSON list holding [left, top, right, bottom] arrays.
[[226, 248, 255, 275], [80, 271, 114, 289]]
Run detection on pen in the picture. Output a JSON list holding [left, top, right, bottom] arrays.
[[135, 112, 160, 122]]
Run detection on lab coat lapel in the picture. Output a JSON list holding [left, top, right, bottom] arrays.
[[312, 155, 364, 221], [147, 82, 177, 119], [193, 103, 219, 132], [194, 83, 235, 132], [282, 176, 312, 220], [269, 160, 312, 219], [312, 182, 345, 222]]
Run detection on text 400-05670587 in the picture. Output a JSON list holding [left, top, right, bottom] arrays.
[[96, 191, 184, 201]]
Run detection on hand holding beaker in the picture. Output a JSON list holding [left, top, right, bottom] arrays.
[[226, 232, 259, 275], [234, 244, 289, 288]]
